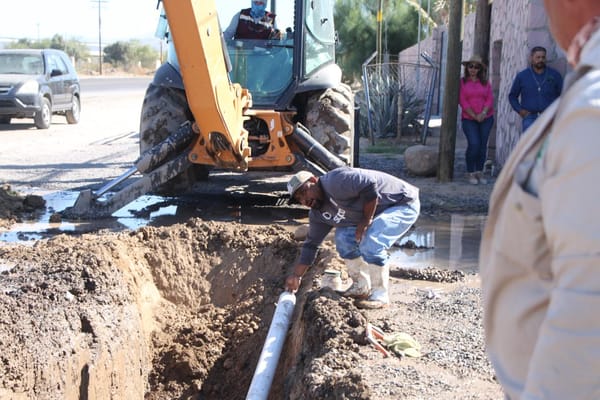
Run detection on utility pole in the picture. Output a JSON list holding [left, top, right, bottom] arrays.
[[93, 0, 108, 75], [438, 0, 464, 182], [473, 0, 491, 64], [376, 0, 383, 65]]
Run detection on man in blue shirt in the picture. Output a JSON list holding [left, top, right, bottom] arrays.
[[284, 168, 420, 309], [508, 46, 563, 132]]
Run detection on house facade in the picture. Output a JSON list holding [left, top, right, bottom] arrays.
[[398, 0, 568, 167]]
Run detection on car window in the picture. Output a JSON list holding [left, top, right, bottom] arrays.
[[303, 0, 335, 76], [47, 54, 69, 75], [23, 56, 44, 74], [59, 54, 75, 74], [0, 53, 43, 75]]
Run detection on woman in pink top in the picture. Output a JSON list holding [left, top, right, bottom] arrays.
[[459, 55, 494, 185]]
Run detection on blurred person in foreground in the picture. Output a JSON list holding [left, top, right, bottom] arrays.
[[284, 167, 419, 309], [480, 1, 600, 399], [508, 46, 563, 132]]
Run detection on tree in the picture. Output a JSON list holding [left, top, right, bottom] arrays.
[[438, 0, 463, 182], [334, 0, 419, 82], [6, 39, 36, 49], [6, 35, 88, 61], [103, 40, 158, 69], [103, 41, 132, 67], [432, 0, 477, 25], [131, 40, 159, 69]]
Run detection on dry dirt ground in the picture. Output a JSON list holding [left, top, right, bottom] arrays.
[[0, 140, 503, 400]]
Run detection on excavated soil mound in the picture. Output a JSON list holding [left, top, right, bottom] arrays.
[[0, 184, 45, 228], [1, 220, 285, 399], [0, 216, 502, 399], [0, 219, 378, 399]]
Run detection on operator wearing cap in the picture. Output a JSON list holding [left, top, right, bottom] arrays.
[[285, 167, 420, 309]]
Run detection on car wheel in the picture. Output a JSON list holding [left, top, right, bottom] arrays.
[[0, 117, 10, 124], [66, 96, 80, 124], [139, 83, 209, 194], [34, 97, 51, 129]]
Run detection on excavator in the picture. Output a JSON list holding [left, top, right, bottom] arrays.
[[62, 0, 355, 219]]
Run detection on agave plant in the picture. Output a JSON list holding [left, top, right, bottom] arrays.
[[359, 59, 428, 144]]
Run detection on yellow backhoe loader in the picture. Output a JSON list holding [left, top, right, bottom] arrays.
[[62, 0, 354, 219]]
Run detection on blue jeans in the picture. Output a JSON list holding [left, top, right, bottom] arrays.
[[334, 199, 420, 266], [522, 113, 538, 132], [462, 116, 494, 173]]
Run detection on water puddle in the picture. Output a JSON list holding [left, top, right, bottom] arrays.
[[1, 190, 486, 272], [0, 190, 304, 244], [392, 214, 486, 273]]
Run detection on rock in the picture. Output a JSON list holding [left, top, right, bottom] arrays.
[[404, 145, 438, 176], [23, 195, 45, 209]]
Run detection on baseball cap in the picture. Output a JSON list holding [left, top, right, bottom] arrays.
[[287, 171, 313, 204]]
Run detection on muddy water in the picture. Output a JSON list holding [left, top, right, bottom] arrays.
[[0, 189, 304, 242], [1, 190, 486, 272], [393, 214, 486, 273]]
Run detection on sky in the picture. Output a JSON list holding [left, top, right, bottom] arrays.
[[0, 1, 250, 46]]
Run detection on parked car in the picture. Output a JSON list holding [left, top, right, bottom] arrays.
[[0, 48, 80, 129]]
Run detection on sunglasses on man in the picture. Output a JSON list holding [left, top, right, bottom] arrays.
[[468, 64, 481, 70]]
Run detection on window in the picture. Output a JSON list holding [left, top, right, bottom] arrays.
[[47, 53, 69, 75], [303, 0, 335, 76]]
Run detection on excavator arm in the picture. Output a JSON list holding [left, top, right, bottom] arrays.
[[163, 0, 253, 170]]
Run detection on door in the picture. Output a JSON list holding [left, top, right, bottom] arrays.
[[45, 53, 70, 108]]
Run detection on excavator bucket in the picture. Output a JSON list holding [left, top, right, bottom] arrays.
[[61, 122, 197, 219]]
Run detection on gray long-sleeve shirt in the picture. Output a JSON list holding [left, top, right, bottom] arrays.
[[299, 167, 419, 265]]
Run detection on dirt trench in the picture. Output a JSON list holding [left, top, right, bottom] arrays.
[[0, 217, 374, 399]]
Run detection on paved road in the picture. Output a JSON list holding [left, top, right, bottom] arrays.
[[80, 76, 153, 94], [0, 76, 152, 192]]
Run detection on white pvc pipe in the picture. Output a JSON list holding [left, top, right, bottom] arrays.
[[246, 291, 296, 400]]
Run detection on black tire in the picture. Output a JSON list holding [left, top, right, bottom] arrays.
[[139, 83, 209, 194], [34, 97, 51, 129], [66, 95, 80, 124], [303, 83, 355, 166], [0, 117, 10, 124]]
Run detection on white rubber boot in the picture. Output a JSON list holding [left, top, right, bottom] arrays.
[[475, 171, 487, 184], [467, 172, 478, 185], [356, 263, 389, 309], [341, 257, 371, 299]]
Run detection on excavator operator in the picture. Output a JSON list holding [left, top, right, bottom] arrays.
[[223, 0, 283, 40]]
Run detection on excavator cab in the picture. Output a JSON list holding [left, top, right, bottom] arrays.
[[221, 0, 338, 109], [158, 0, 340, 109], [141, 0, 353, 183], [227, 38, 294, 104]]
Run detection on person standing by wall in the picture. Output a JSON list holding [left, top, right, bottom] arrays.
[[480, 1, 600, 398], [459, 55, 495, 185], [508, 46, 563, 132]]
